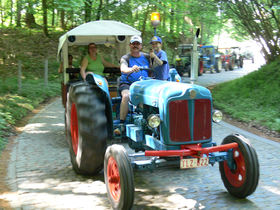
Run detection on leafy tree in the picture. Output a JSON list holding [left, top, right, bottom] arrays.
[[219, 0, 280, 62]]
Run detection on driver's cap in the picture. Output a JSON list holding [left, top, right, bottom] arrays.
[[130, 35, 142, 44]]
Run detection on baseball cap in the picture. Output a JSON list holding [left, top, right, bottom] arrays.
[[150, 36, 162, 43], [130, 35, 142, 44]]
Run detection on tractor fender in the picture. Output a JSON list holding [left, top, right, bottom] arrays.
[[85, 73, 113, 138]]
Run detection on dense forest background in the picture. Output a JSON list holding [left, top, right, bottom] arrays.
[[0, 0, 279, 62]]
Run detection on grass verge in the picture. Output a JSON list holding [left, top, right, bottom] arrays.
[[0, 78, 60, 153], [212, 59, 280, 133]]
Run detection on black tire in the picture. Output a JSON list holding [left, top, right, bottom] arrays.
[[104, 144, 134, 210], [219, 134, 259, 198], [66, 82, 107, 175]]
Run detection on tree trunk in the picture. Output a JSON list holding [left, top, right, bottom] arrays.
[[42, 0, 49, 37], [0, 0, 4, 27], [84, 0, 93, 22], [96, 0, 103, 20], [16, 0, 22, 27], [60, 10, 65, 30], [9, 0, 13, 26], [141, 6, 150, 38], [200, 21, 204, 45], [25, 2, 40, 28], [170, 8, 174, 34], [25, 12, 38, 28], [51, 3, 55, 27]]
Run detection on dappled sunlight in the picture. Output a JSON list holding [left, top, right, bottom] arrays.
[[52, 123, 64, 127], [167, 194, 199, 209], [3, 178, 110, 209], [17, 103, 34, 110], [134, 186, 203, 209], [23, 123, 49, 134], [263, 186, 280, 195], [43, 115, 62, 119]]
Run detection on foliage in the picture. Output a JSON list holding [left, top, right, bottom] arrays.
[[218, 0, 280, 62], [0, 0, 224, 46], [0, 28, 61, 153], [212, 59, 280, 132]]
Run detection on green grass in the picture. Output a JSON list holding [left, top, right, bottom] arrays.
[[0, 28, 62, 154], [212, 59, 280, 132], [0, 78, 60, 152]]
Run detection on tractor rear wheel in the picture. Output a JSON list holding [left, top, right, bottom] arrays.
[[104, 144, 134, 210], [219, 134, 259, 198], [66, 82, 107, 175]]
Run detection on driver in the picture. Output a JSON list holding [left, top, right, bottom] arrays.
[[115, 35, 150, 135]]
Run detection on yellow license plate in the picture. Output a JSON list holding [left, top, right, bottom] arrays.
[[180, 157, 209, 169]]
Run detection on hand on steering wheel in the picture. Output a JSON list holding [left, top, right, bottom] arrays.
[[131, 65, 140, 73], [126, 67, 154, 83]]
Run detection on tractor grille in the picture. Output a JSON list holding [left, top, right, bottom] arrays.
[[193, 99, 211, 140], [169, 99, 211, 142], [169, 100, 191, 142]]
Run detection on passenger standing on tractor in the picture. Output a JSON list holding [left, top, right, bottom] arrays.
[[80, 43, 119, 80], [150, 36, 169, 80], [114, 35, 150, 135]]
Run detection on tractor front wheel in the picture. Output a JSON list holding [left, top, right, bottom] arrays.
[[104, 144, 134, 210], [219, 134, 259, 198]]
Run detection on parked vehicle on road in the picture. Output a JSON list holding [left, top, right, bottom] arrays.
[[174, 44, 203, 77], [58, 20, 260, 210], [219, 47, 243, 71], [200, 45, 222, 73]]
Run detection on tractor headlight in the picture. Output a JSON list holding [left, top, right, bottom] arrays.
[[212, 110, 223, 123], [147, 114, 161, 128]]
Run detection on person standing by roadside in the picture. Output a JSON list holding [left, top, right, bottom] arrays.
[[149, 36, 169, 80], [114, 35, 150, 135]]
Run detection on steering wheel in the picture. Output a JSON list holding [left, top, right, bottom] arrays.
[[126, 67, 154, 84]]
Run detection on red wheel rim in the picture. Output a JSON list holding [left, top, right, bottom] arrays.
[[70, 103, 78, 155], [107, 156, 121, 202], [224, 148, 246, 187]]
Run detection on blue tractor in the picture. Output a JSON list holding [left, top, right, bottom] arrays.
[[200, 45, 222, 73], [58, 21, 259, 209]]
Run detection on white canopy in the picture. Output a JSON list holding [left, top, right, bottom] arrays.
[[57, 20, 141, 59]]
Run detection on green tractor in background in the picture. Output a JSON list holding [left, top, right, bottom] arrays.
[[174, 44, 203, 77]]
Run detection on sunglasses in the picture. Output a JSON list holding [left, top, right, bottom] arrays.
[[131, 42, 141, 45]]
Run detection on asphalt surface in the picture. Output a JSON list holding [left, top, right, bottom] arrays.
[[1, 60, 280, 209]]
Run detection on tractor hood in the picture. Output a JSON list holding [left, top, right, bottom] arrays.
[[130, 80, 211, 107]]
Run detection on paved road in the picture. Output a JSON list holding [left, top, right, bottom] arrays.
[[181, 60, 261, 86], [1, 60, 280, 209]]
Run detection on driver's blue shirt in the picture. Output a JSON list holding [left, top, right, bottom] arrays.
[[120, 53, 149, 84]]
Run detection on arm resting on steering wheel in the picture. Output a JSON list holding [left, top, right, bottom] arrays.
[[120, 58, 139, 74]]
